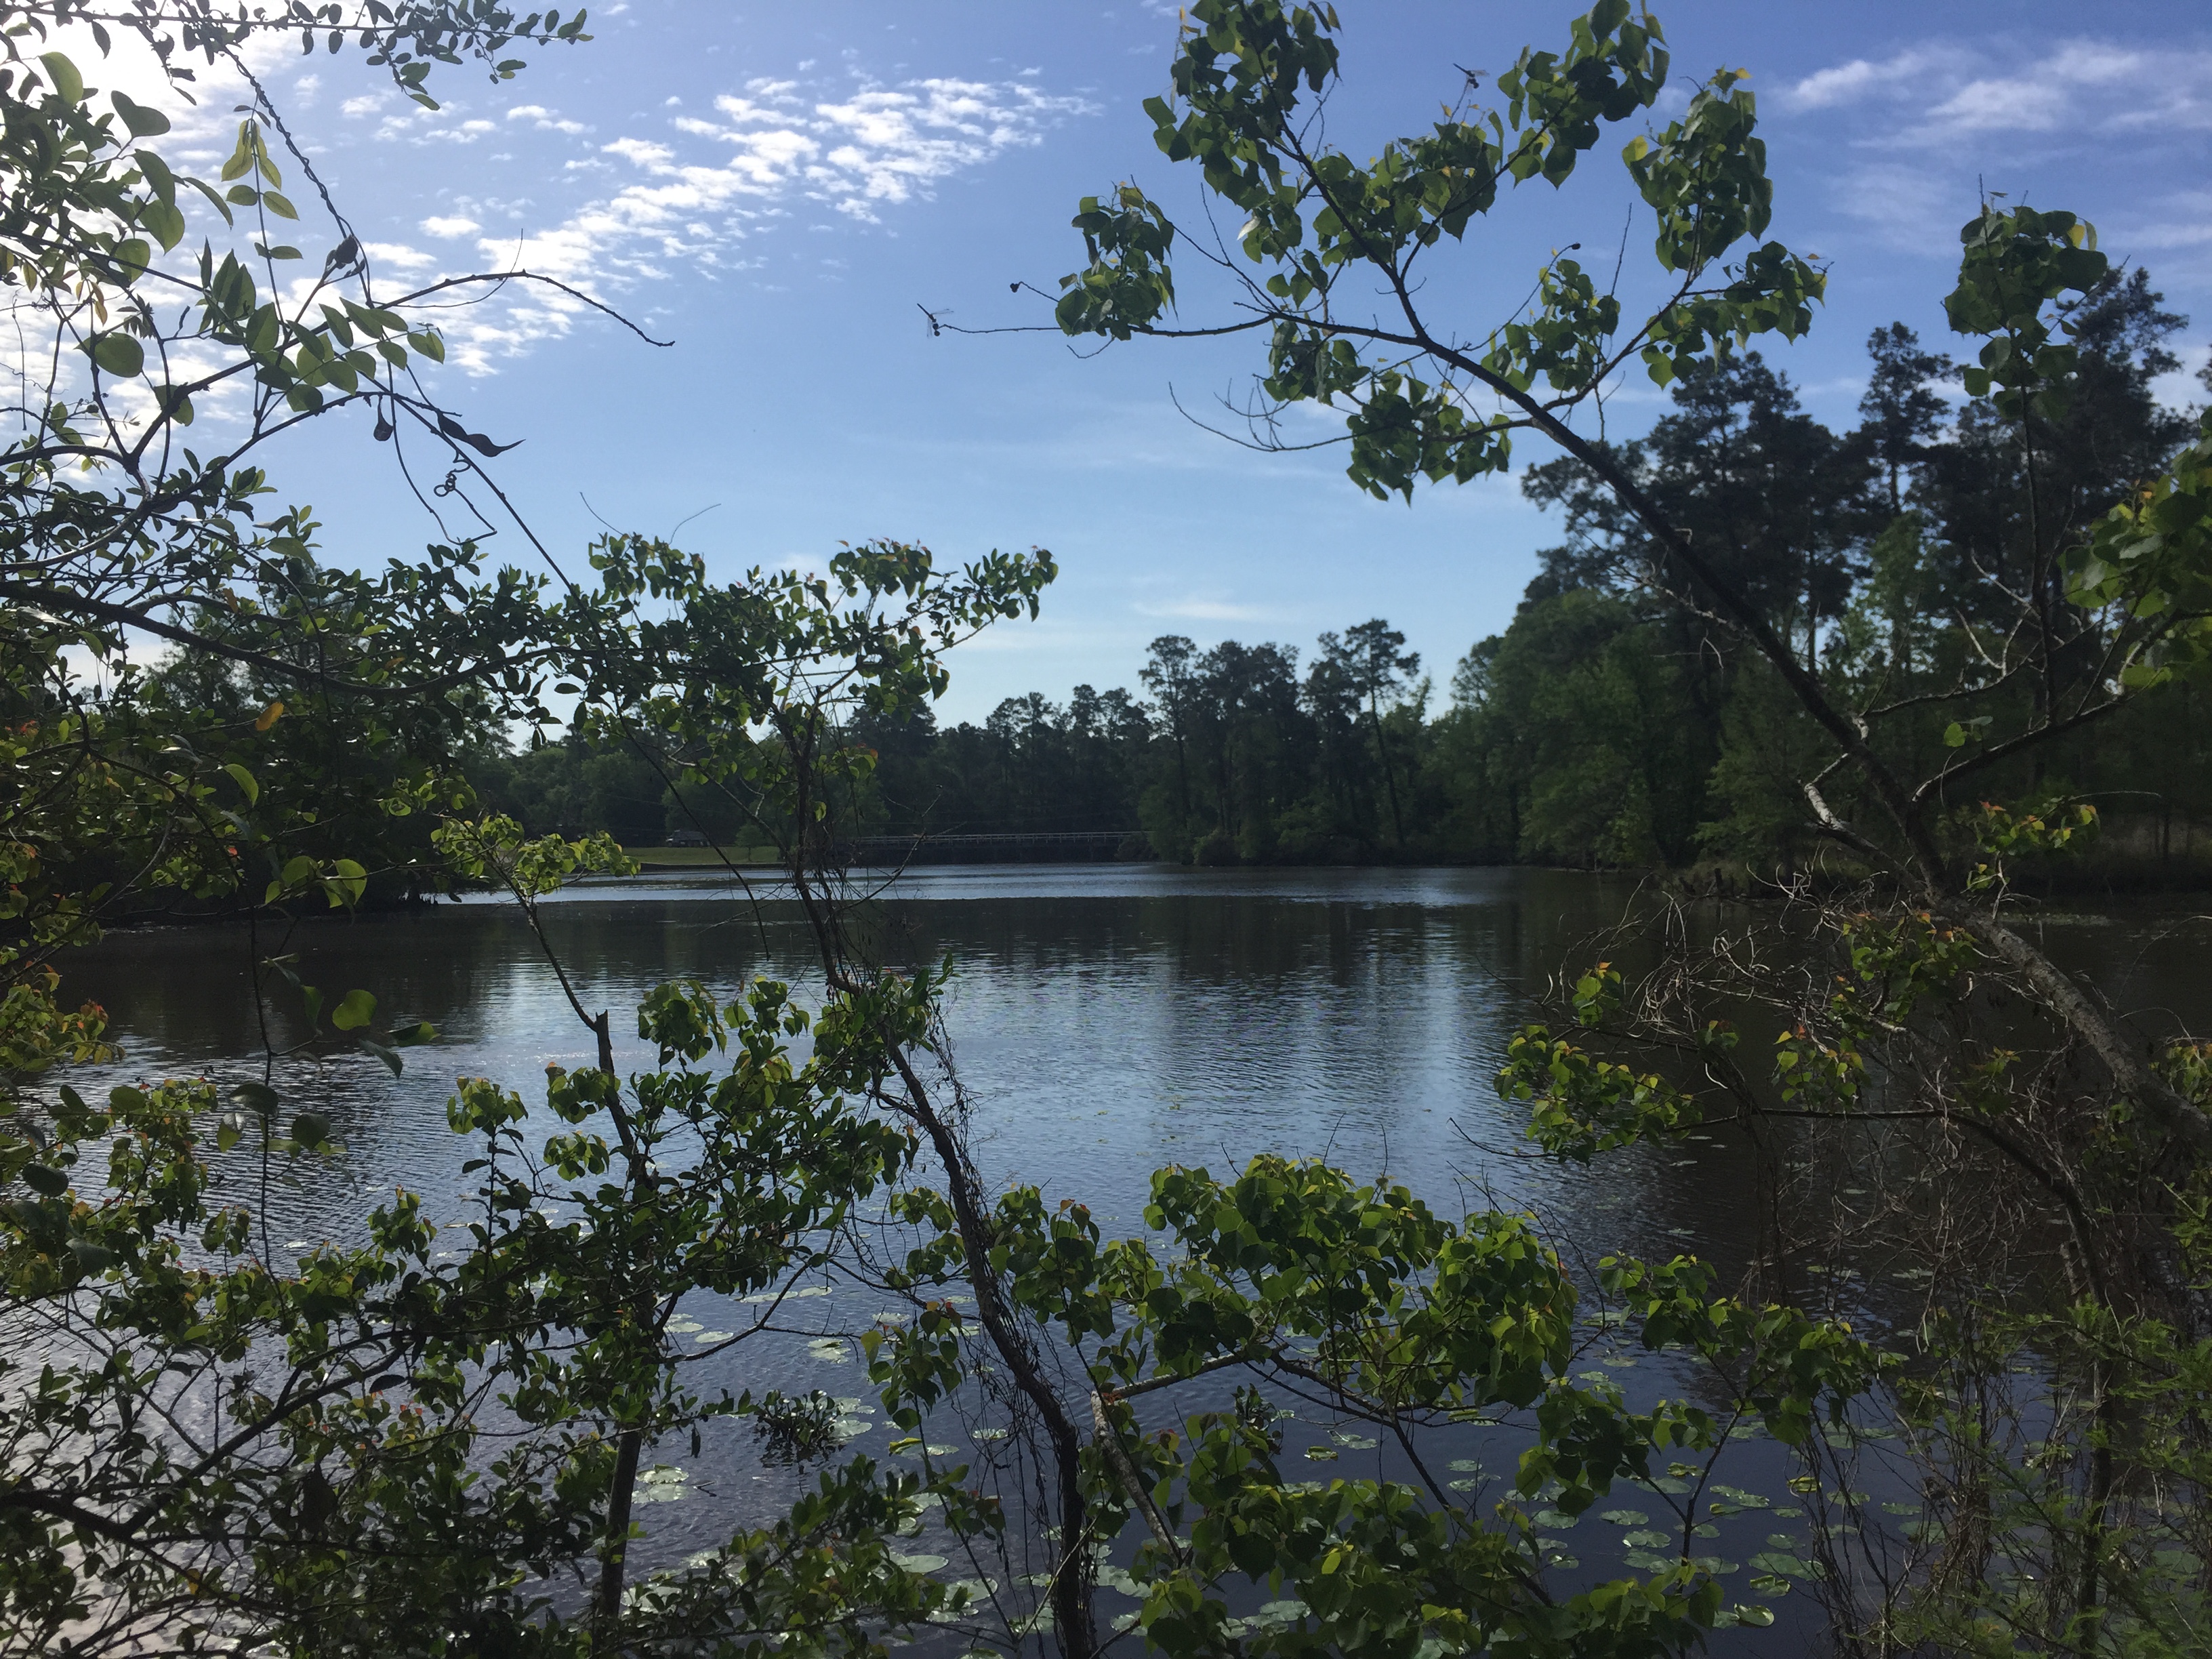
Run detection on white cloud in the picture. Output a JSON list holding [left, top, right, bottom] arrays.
[[507, 102, 588, 135], [1826, 159, 1969, 253], [415, 70, 1095, 372], [363, 241, 436, 271], [421, 215, 482, 239], [1134, 596, 1271, 622], [1780, 49, 1958, 113], [1779, 37, 2212, 143]]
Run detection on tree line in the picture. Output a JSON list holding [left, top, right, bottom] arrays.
[[486, 282, 2211, 881]]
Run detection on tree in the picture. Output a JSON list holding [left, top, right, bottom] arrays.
[[1140, 633, 1202, 848], [0, 7, 1071, 1650], [1859, 323, 1954, 517], [1020, 0, 2212, 1642], [1037, 0, 2212, 1131], [0, 0, 626, 1006], [1320, 620, 1418, 844]]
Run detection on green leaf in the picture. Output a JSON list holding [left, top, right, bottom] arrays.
[[291, 1110, 333, 1149], [221, 123, 255, 183], [329, 858, 367, 908], [331, 989, 376, 1031], [89, 333, 144, 377], [38, 52, 83, 106], [233, 1082, 279, 1117], [110, 91, 171, 136], [263, 191, 298, 220], [222, 762, 259, 804], [142, 201, 186, 252], [1942, 722, 1965, 748], [22, 1164, 68, 1196], [358, 1037, 404, 1078], [68, 1239, 117, 1273]]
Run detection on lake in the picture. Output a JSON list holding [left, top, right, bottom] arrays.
[[60, 865, 2212, 1651]]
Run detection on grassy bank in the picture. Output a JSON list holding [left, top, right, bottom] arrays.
[[623, 845, 783, 869]]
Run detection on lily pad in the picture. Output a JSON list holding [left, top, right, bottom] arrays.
[[1713, 1603, 1776, 1628], [892, 1552, 949, 1573], [1599, 1509, 1649, 1526], [926, 1578, 998, 1623], [1711, 1484, 1769, 1507], [1532, 1509, 1578, 1530], [1622, 1549, 1674, 1572], [1623, 1529, 1672, 1548]]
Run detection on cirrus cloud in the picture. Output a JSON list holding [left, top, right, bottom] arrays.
[[1777, 37, 2212, 143], [419, 70, 1095, 372]]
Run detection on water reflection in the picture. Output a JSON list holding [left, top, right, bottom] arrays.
[[53, 866, 2212, 1651], [66, 867, 1730, 1256]]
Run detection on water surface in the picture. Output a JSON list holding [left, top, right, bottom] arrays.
[[59, 865, 2212, 1650]]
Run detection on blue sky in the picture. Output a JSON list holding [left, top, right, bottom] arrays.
[[138, 2, 2212, 721]]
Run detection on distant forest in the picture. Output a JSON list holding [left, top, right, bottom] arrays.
[[476, 273, 2212, 876]]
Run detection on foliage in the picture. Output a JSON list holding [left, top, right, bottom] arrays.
[[869, 1153, 1879, 1657], [0, 970, 990, 1655], [1019, 4, 2212, 1654], [0, 7, 1060, 1652]]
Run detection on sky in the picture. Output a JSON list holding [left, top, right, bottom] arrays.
[[90, 1, 2212, 722]]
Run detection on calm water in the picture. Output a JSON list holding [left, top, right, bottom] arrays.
[[58, 866, 2212, 1650]]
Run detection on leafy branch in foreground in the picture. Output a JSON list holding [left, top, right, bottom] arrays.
[[997, 1, 2212, 1650]]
